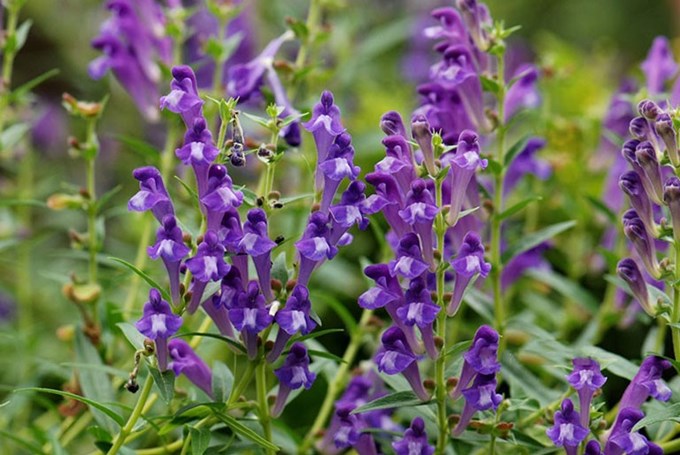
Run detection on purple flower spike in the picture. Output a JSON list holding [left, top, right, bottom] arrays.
[[304, 91, 345, 192], [664, 177, 680, 245], [380, 135, 417, 191], [451, 325, 500, 400], [168, 338, 213, 398], [634, 141, 665, 205], [392, 417, 434, 455], [268, 285, 317, 362], [566, 358, 607, 429], [389, 233, 430, 279], [399, 179, 439, 270], [622, 209, 661, 279], [375, 326, 430, 401], [271, 342, 316, 417], [396, 277, 441, 359], [619, 171, 657, 237], [229, 281, 273, 359], [239, 209, 277, 301], [295, 212, 337, 287], [456, 0, 492, 51], [135, 288, 182, 372], [425, 7, 466, 43], [365, 171, 411, 237], [606, 408, 663, 455], [618, 356, 672, 411], [443, 130, 487, 226], [128, 166, 174, 223], [448, 231, 491, 316], [203, 294, 234, 338], [545, 399, 588, 455], [219, 207, 249, 283], [617, 258, 655, 316], [452, 373, 503, 436], [504, 64, 540, 120], [329, 181, 370, 245], [656, 113, 679, 165], [318, 133, 360, 213], [176, 118, 220, 198], [185, 230, 230, 314], [200, 164, 244, 231], [148, 215, 191, 305], [160, 65, 204, 128], [641, 36, 678, 95], [412, 115, 436, 176], [380, 111, 408, 137], [332, 403, 378, 454], [504, 137, 550, 195]]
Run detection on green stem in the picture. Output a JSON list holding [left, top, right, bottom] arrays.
[[0, 5, 19, 134], [256, 361, 274, 455], [434, 174, 449, 455], [107, 375, 154, 455], [298, 309, 373, 454], [87, 156, 98, 285], [660, 438, 680, 454], [289, 0, 321, 101], [227, 362, 256, 408], [672, 239, 680, 361]]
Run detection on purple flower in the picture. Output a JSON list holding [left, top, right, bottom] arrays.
[[634, 141, 665, 205], [545, 399, 588, 455], [641, 36, 678, 95], [389, 233, 429, 279], [239, 209, 277, 301], [365, 170, 411, 237], [135, 288, 183, 372], [442, 130, 487, 225], [160, 65, 204, 128], [622, 210, 661, 279], [295, 212, 337, 287], [268, 285, 317, 362], [399, 179, 439, 270], [584, 440, 602, 455], [451, 325, 500, 400], [664, 176, 680, 245], [380, 111, 408, 137], [618, 356, 672, 411], [200, 164, 244, 231], [329, 181, 370, 245], [619, 171, 657, 237], [304, 91, 345, 192], [424, 7, 466, 43], [617, 258, 655, 316], [501, 242, 550, 290], [375, 326, 430, 401], [176, 118, 220, 198], [412, 114, 436, 176], [566, 358, 607, 429], [185, 230, 230, 314], [168, 338, 213, 398], [656, 113, 679, 166], [228, 281, 273, 359], [392, 417, 434, 455], [271, 342, 316, 417], [396, 277, 440, 359], [318, 133, 360, 213], [455, 0, 492, 51], [148, 215, 191, 305], [504, 64, 540, 120], [504, 137, 550, 195], [379, 135, 417, 192], [606, 408, 663, 455], [218, 207, 249, 283], [128, 166, 174, 223], [452, 373, 503, 436], [448, 231, 491, 316]]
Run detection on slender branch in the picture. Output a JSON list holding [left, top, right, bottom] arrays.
[[107, 375, 154, 455], [256, 361, 274, 455], [671, 239, 680, 361], [434, 172, 449, 454]]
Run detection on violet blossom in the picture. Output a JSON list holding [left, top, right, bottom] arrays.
[[135, 288, 182, 372], [448, 231, 491, 316], [392, 417, 435, 455], [168, 338, 213, 398], [228, 281, 273, 359], [268, 285, 317, 362], [128, 166, 174, 222], [545, 399, 588, 455], [185, 230, 230, 314], [566, 358, 607, 429], [375, 326, 430, 401], [147, 215, 191, 305], [295, 212, 337, 287], [271, 342, 316, 417], [239, 208, 277, 301], [160, 65, 204, 128]]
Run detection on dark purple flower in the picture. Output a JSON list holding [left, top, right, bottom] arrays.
[[148, 215, 191, 305], [618, 356, 672, 411], [128, 166, 174, 223], [239, 209, 277, 301], [331, 403, 378, 453], [185, 230, 230, 314], [203, 293, 234, 338], [619, 171, 657, 237], [424, 7, 466, 43], [448, 231, 491, 316], [456, 0, 492, 51], [379, 135, 417, 192], [396, 277, 440, 359], [329, 181, 370, 245], [389, 233, 429, 279], [375, 326, 430, 401], [584, 440, 602, 455], [399, 179, 439, 270], [160, 65, 204, 128], [218, 207, 249, 283], [392, 417, 434, 455], [634, 141, 665, 205], [504, 137, 550, 195], [136, 288, 182, 371], [545, 399, 588, 455], [622, 210, 661, 279], [617, 258, 655, 316], [168, 338, 213, 398], [268, 285, 317, 362], [304, 90, 345, 191], [504, 64, 540, 120], [200, 164, 244, 231], [641, 36, 678, 95], [566, 358, 607, 429], [412, 114, 436, 176], [365, 170, 411, 237], [664, 176, 680, 245], [451, 325, 500, 400], [228, 281, 273, 359], [656, 113, 679, 166], [271, 342, 316, 417], [318, 133, 360, 213], [176, 118, 220, 198], [295, 212, 337, 287], [452, 373, 503, 436], [638, 99, 661, 121], [606, 408, 663, 455], [380, 110, 408, 137]]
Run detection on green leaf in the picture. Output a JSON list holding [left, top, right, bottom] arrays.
[[501, 351, 560, 407], [211, 361, 234, 403], [0, 429, 43, 453], [480, 75, 501, 94], [527, 268, 599, 313], [271, 252, 289, 286], [176, 332, 246, 354], [305, 349, 346, 364], [213, 412, 280, 451], [351, 391, 429, 414], [117, 322, 146, 350], [584, 195, 617, 223], [501, 220, 576, 264], [485, 157, 502, 176], [278, 193, 315, 205], [310, 291, 358, 333], [0, 122, 29, 150], [108, 256, 171, 302], [113, 134, 160, 162], [190, 426, 212, 455], [10, 68, 59, 102], [174, 176, 200, 202], [95, 185, 122, 214], [74, 331, 117, 432], [497, 196, 542, 221], [14, 20, 32, 52], [0, 198, 46, 207], [295, 328, 345, 343], [149, 366, 175, 405], [503, 135, 530, 167], [632, 402, 680, 432], [13, 387, 124, 426], [445, 340, 473, 359]]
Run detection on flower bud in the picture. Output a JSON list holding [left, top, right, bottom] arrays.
[[664, 176, 680, 245], [617, 258, 655, 316], [656, 113, 679, 166], [411, 114, 436, 176], [638, 99, 660, 120]]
